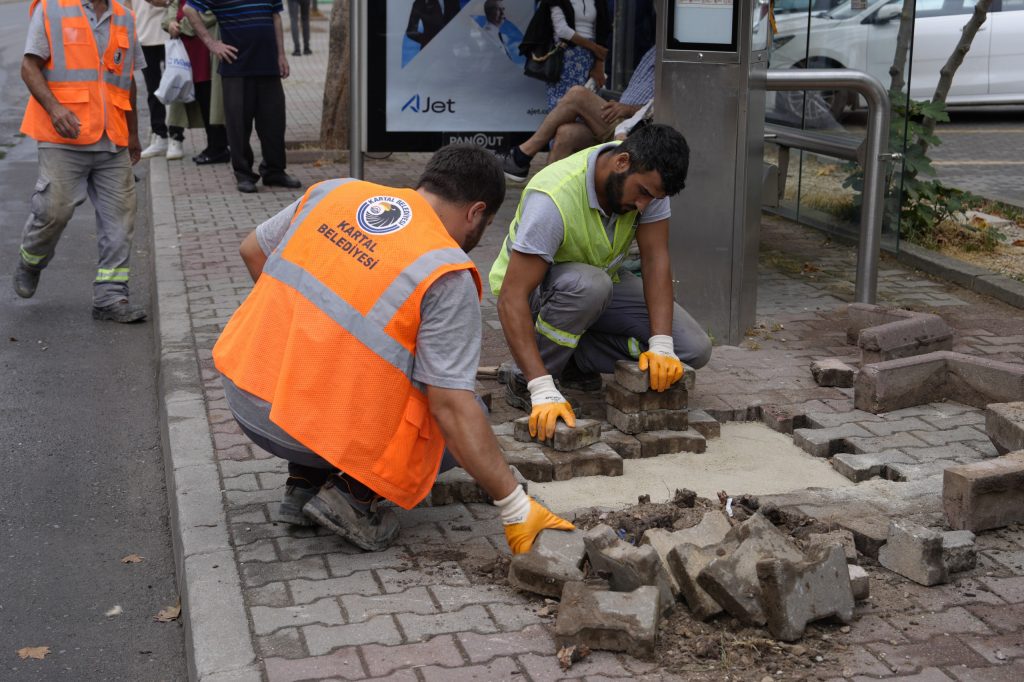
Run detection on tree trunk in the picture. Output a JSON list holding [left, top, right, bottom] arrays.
[[888, 1, 916, 95], [320, 0, 350, 149], [918, 0, 992, 157]]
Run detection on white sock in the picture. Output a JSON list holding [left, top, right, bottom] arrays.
[[494, 485, 531, 525]]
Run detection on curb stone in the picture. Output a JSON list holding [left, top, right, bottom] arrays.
[[150, 156, 260, 682], [895, 242, 1024, 309]]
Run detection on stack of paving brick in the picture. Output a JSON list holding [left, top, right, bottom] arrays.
[[603, 360, 708, 459], [508, 513, 868, 653]]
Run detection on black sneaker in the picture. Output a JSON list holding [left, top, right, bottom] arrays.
[[263, 173, 302, 189], [13, 262, 40, 299], [303, 478, 400, 552], [92, 299, 147, 323], [278, 481, 317, 526], [496, 149, 529, 184], [559, 356, 603, 392]]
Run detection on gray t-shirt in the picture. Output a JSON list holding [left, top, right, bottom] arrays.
[[25, 2, 146, 152], [511, 143, 671, 263], [249, 191, 482, 389]]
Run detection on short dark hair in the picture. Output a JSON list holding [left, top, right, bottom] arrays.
[[619, 123, 690, 196], [416, 144, 506, 216]]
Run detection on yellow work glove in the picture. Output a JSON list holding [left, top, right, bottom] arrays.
[[496, 485, 575, 554], [527, 374, 576, 441], [638, 334, 684, 392]]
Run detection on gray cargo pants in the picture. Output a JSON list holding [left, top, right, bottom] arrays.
[[528, 262, 712, 378], [19, 147, 137, 307]]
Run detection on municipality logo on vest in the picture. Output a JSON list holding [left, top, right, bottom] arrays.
[[356, 196, 413, 234]]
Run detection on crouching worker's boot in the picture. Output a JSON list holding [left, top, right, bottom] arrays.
[[277, 477, 319, 526], [303, 474, 400, 551]]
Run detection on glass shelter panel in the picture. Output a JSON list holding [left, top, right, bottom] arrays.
[[766, 0, 915, 252]]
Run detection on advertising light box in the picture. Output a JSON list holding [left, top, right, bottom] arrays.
[[368, 0, 551, 152]]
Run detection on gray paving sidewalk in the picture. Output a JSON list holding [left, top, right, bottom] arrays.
[[145, 16, 1024, 682]]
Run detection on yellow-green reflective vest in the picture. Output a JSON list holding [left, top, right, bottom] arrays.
[[488, 143, 639, 296]]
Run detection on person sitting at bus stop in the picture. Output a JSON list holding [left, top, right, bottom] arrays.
[[212, 144, 574, 554], [498, 45, 657, 183], [489, 124, 712, 439]]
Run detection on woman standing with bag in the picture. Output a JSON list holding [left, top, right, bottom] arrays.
[[539, 0, 610, 112], [135, 0, 187, 160], [164, 0, 231, 165]]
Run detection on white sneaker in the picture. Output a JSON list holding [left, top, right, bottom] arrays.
[[140, 134, 167, 159], [166, 138, 184, 160]]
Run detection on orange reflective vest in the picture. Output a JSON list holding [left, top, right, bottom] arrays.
[[21, 0, 137, 146], [213, 180, 482, 510]]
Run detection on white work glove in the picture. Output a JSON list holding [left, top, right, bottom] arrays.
[[638, 335, 684, 392], [527, 374, 576, 441]]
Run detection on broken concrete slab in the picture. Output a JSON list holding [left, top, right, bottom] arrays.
[[602, 428, 642, 459], [943, 452, 1024, 532], [835, 515, 890, 560], [848, 564, 870, 601], [637, 429, 706, 457], [613, 360, 695, 394], [760, 404, 796, 434], [513, 417, 602, 451], [697, 514, 805, 625], [985, 402, 1024, 455], [641, 511, 733, 596], [428, 466, 528, 506], [508, 529, 586, 598], [555, 582, 660, 659], [545, 442, 623, 481], [757, 545, 855, 642], [877, 519, 948, 586], [667, 542, 732, 621], [806, 530, 858, 564], [687, 409, 721, 439], [606, 405, 688, 435], [583, 525, 674, 614], [846, 303, 917, 344], [605, 380, 688, 414], [855, 351, 1024, 414], [831, 450, 916, 483], [811, 358, 857, 388], [942, 530, 977, 574]]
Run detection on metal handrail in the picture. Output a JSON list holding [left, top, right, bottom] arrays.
[[765, 69, 891, 304]]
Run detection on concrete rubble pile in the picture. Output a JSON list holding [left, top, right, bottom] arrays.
[[509, 510, 872, 656]]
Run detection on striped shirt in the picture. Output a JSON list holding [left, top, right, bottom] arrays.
[[619, 47, 656, 107], [187, 0, 283, 77]]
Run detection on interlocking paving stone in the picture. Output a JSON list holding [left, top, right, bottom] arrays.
[[289, 573, 381, 603], [342, 587, 437, 623], [243, 556, 328, 587], [396, 604, 498, 641], [263, 648, 365, 682], [456, 624, 556, 663], [375, 564, 472, 593], [303, 616, 403, 655], [252, 597, 345, 635], [359, 635, 464, 678], [418, 657, 522, 682], [325, 547, 415, 577]]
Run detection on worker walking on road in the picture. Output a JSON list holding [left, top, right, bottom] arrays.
[[489, 124, 712, 440], [213, 145, 574, 554], [14, 0, 147, 322]]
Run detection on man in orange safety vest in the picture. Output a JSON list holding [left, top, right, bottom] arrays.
[[213, 145, 574, 554], [15, 0, 147, 322]]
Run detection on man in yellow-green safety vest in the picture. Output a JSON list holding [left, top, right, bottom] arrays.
[[489, 123, 711, 441]]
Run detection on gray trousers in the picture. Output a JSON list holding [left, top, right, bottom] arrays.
[[529, 263, 713, 378], [20, 147, 137, 307]]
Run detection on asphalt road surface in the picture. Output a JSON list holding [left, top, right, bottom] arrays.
[[0, 2, 186, 679], [932, 105, 1024, 208]]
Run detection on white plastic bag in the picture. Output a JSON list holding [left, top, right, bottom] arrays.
[[155, 39, 195, 105]]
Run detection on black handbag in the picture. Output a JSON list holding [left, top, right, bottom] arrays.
[[523, 41, 566, 83]]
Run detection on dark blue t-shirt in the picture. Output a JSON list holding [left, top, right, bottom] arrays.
[[188, 0, 283, 77]]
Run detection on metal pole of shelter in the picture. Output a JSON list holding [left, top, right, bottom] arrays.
[[349, 0, 364, 180], [764, 69, 890, 303]]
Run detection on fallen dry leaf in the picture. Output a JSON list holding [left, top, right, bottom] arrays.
[[153, 603, 181, 623], [17, 646, 50, 660], [1012, 239, 1024, 247], [105, 605, 123, 617], [120, 554, 144, 564]]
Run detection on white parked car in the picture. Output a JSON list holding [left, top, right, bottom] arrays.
[[770, 0, 1024, 116]]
